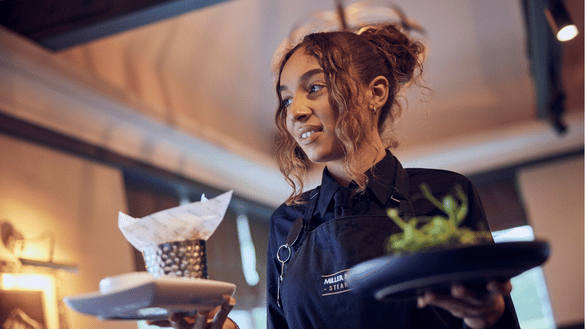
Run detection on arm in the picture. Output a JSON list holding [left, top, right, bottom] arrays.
[[418, 178, 520, 329]]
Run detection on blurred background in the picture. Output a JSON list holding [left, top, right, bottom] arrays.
[[0, 0, 582, 328]]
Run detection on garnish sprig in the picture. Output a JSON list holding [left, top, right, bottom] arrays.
[[385, 184, 491, 254]]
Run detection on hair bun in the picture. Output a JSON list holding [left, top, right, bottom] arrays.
[[358, 24, 424, 84]]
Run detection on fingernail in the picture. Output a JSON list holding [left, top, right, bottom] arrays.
[[417, 296, 424, 308], [452, 285, 465, 297], [210, 297, 236, 329]]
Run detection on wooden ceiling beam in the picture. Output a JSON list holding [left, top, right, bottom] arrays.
[[0, 0, 232, 50]]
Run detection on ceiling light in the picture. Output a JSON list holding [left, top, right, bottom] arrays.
[[545, 0, 579, 42], [272, 0, 426, 72]]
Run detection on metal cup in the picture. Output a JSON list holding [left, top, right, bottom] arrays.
[[142, 239, 208, 279]]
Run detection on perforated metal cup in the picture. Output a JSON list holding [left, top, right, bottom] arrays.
[[142, 239, 208, 279]]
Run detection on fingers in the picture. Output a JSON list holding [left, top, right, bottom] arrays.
[[210, 296, 237, 329], [450, 283, 501, 307], [165, 312, 210, 329], [417, 281, 510, 329], [160, 295, 236, 329], [192, 311, 209, 329], [487, 280, 512, 296], [417, 280, 512, 307], [147, 320, 172, 327], [170, 313, 197, 329], [418, 290, 486, 318]]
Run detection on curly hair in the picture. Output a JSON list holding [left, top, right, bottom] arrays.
[[275, 23, 425, 205]]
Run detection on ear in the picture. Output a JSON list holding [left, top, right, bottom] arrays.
[[368, 76, 389, 110]]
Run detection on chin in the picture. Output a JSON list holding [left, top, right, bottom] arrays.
[[301, 143, 344, 164], [306, 152, 341, 165], [304, 152, 325, 164]]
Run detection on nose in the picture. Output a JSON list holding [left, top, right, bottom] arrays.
[[289, 96, 312, 122]]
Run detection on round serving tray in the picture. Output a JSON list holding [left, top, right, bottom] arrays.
[[345, 240, 550, 301]]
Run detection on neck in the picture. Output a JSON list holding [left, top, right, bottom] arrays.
[[326, 140, 387, 187]]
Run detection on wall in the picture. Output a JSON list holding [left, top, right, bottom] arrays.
[[0, 26, 290, 209], [0, 135, 135, 329], [517, 155, 584, 327]]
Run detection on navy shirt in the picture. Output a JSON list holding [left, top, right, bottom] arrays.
[[267, 152, 520, 328]]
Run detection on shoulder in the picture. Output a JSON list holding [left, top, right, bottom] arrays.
[[406, 167, 470, 181], [271, 188, 318, 222], [405, 167, 477, 203], [269, 187, 318, 243], [406, 168, 473, 188], [404, 168, 486, 219], [406, 167, 489, 231]]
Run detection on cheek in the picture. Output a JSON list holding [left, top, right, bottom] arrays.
[[285, 118, 296, 138]]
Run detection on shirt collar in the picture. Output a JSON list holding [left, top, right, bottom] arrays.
[[317, 167, 341, 217], [316, 150, 398, 217], [367, 151, 397, 206]]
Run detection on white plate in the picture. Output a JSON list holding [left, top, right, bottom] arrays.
[[64, 272, 236, 320]]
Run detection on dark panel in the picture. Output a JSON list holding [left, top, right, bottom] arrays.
[[558, 322, 584, 329], [0, 0, 231, 50], [474, 177, 528, 232], [521, 0, 568, 133], [469, 149, 584, 231]]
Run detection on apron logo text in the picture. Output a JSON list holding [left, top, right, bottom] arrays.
[[322, 269, 352, 296]]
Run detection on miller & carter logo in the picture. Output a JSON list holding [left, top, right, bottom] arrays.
[[322, 269, 352, 296]]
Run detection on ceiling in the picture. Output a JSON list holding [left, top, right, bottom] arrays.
[[1, 0, 582, 206], [48, 0, 582, 157]]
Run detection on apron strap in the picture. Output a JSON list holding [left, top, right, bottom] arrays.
[[303, 188, 320, 229], [275, 189, 319, 308], [388, 159, 415, 218]]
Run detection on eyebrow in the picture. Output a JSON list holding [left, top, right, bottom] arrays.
[[278, 68, 324, 93]]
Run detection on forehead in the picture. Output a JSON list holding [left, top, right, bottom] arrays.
[[279, 49, 322, 88]]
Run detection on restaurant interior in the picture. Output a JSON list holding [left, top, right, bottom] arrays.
[[0, 0, 583, 328]]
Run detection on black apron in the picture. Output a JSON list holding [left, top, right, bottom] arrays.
[[275, 164, 458, 328]]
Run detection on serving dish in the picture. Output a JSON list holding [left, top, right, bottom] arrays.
[[345, 241, 549, 301], [64, 272, 236, 320]]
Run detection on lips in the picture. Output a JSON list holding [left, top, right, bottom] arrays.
[[297, 125, 323, 144]]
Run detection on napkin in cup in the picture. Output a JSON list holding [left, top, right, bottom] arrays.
[[118, 190, 233, 252]]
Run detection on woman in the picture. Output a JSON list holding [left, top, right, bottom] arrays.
[[266, 23, 520, 329]]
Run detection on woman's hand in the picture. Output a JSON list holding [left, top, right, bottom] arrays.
[[417, 281, 512, 329], [147, 296, 238, 329]]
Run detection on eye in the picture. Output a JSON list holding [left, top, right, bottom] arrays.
[[281, 97, 292, 109], [308, 83, 325, 94]]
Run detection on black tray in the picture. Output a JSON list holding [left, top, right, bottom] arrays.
[[345, 241, 550, 301]]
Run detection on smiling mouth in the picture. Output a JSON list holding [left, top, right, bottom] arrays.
[[300, 127, 323, 140]]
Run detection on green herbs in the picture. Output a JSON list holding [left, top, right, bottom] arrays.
[[385, 184, 491, 254]]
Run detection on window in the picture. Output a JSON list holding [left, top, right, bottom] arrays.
[[493, 226, 556, 329]]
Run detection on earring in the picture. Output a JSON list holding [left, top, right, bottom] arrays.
[[372, 107, 377, 113]]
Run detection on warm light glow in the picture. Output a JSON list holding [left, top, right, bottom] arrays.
[[1, 273, 59, 329], [557, 24, 578, 41]]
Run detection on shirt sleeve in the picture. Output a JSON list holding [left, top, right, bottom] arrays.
[[462, 179, 521, 329], [461, 177, 492, 234]]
